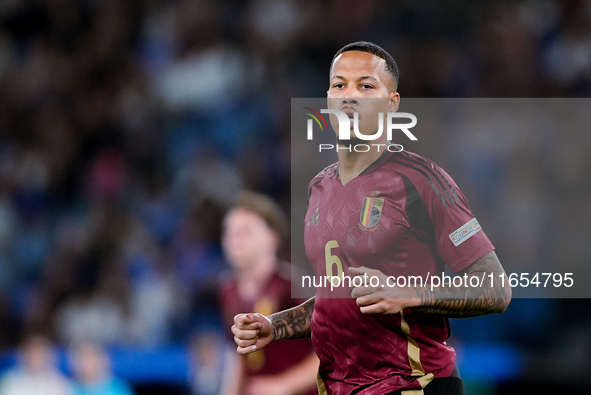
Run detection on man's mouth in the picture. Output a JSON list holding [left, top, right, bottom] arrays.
[[341, 108, 356, 117], [341, 108, 356, 128]]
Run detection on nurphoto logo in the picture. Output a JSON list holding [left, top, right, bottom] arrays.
[[303, 107, 418, 153]]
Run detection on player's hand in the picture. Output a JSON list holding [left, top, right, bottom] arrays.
[[349, 266, 421, 314], [231, 313, 274, 354]]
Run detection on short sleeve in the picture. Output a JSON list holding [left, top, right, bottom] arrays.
[[406, 161, 494, 273]]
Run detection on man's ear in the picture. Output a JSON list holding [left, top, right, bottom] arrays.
[[389, 92, 400, 112]]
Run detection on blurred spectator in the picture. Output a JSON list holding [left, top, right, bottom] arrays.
[[69, 343, 134, 395], [154, 0, 247, 110], [0, 333, 71, 395], [124, 222, 183, 346], [187, 331, 235, 395], [543, 0, 591, 95], [54, 286, 127, 347], [171, 200, 227, 335], [173, 151, 244, 210], [219, 192, 318, 395]]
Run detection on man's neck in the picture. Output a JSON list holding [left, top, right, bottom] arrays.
[[336, 139, 389, 185]]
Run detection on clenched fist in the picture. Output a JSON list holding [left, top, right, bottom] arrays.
[[231, 313, 274, 354]]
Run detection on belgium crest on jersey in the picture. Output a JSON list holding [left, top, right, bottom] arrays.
[[360, 197, 384, 228]]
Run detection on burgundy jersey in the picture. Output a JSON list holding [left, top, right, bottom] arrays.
[[304, 150, 494, 394], [220, 262, 316, 395]]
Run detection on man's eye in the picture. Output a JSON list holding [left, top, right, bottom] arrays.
[[333, 83, 344, 88], [361, 84, 374, 89]]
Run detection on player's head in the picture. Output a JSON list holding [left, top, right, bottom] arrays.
[[328, 42, 400, 140], [330, 42, 399, 92], [222, 191, 287, 270]]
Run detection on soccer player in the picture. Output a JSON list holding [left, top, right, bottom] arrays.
[[220, 192, 318, 395], [232, 42, 511, 395]]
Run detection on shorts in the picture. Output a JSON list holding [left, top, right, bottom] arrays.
[[386, 366, 464, 395]]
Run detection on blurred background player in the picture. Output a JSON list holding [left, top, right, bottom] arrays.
[[69, 342, 135, 395], [219, 192, 318, 395], [0, 333, 71, 395]]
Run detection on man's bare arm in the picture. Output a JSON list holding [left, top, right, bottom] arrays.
[[351, 251, 511, 318], [414, 251, 511, 317], [232, 297, 315, 354], [271, 297, 315, 340]]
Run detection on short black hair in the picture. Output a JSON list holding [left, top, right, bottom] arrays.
[[331, 41, 399, 91]]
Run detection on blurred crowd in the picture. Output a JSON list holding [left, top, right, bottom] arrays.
[[0, 333, 134, 395], [0, 0, 589, 392]]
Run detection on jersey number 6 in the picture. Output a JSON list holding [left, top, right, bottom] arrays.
[[325, 240, 344, 286]]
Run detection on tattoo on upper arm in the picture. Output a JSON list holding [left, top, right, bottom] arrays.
[[271, 298, 315, 340], [415, 251, 511, 318]]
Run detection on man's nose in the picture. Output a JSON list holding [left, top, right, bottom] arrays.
[[342, 85, 362, 100], [342, 99, 358, 105]]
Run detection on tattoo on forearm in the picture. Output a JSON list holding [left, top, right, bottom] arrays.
[[271, 298, 315, 340], [415, 252, 511, 318]]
